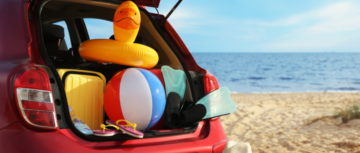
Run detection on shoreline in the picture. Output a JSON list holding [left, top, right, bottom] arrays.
[[230, 90, 360, 94], [221, 92, 360, 152]]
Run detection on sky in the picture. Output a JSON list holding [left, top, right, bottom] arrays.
[[57, 0, 360, 53], [146, 0, 360, 53]]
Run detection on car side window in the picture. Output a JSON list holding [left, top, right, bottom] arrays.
[[84, 18, 114, 39], [53, 21, 72, 50]]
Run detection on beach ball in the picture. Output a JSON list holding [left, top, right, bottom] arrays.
[[104, 68, 166, 130]]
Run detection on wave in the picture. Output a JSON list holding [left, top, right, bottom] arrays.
[[280, 77, 293, 80], [193, 53, 360, 93], [248, 77, 266, 80]]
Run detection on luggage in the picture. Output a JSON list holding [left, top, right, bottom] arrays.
[[57, 69, 106, 130]]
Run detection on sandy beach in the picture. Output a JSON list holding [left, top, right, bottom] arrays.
[[221, 92, 360, 153]]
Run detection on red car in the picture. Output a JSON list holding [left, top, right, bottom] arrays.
[[0, 0, 228, 152]]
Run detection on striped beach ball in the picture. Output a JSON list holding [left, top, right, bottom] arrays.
[[104, 68, 166, 130]]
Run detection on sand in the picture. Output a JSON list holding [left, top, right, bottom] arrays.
[[221, 92, 360, 153]]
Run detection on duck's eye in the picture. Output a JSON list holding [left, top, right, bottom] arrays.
[[120, 11, 122, 13], [135, 13, 137, 15]]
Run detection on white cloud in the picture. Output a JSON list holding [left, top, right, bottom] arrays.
[[248, 0, 360, 52], [149, 0, 360, 52], [164, 7, 205, 33], [301, 1, 360, 34], [246, 1, 360, 29], [147, 2, 205, 32]]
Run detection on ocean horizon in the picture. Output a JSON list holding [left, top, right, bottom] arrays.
[[192, 52, 360, 93]]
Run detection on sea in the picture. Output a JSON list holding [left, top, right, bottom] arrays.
[[192, 53, 360, 93]]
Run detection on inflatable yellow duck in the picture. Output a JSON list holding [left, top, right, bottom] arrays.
[[79, 1, 159, 69]]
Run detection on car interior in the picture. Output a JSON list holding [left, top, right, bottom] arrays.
[[41, 0, 184, 79], [38, 0, 206, 141]]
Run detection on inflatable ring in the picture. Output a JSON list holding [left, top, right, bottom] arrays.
[[79, 1, 159, 69], [79, 40, 158, 68]]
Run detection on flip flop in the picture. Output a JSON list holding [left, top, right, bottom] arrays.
[[106, 120, 144, 138], [93, 124, 122, 137]]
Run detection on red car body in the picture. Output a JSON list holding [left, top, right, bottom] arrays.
[[0, 0, 228, 152]]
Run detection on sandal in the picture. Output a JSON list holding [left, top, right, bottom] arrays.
[[93, 124, 122, 137], [106, 120, 144, 138]]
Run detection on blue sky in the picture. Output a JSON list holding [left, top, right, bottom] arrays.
[[57, 0, 360, 53], [147, 0, 360, 53]]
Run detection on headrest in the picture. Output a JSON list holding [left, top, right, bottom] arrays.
[[42, 24, 64, 39]]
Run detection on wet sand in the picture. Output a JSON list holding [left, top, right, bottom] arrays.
[[221, 92, 360, 153]]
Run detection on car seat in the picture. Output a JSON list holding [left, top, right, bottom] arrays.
[[42, 24, 73, 67]]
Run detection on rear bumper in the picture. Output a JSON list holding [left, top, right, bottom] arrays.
[[0, 118, 227, 153]]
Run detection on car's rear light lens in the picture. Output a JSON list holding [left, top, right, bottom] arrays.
[[24, 109, 55, 127], [203, 71, 220, 94], [21, 101, 54, 111], [14, 66, 57, 129], [15, 68, 51, 90]]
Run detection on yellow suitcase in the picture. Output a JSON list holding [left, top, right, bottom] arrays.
[[57, 69, 106, 130]]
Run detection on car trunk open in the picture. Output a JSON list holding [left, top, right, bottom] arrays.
[[123, 0, 160, 8], [36, 0, 207, 142]]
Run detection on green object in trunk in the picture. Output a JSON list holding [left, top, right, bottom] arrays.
[[161, 65, 186, 101], [196, 87, 237, 119]]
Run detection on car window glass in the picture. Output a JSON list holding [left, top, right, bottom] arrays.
[[84, 18, 114, 39], [53, 21, 71, 50]]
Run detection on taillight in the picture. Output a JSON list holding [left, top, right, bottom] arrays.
[[203, 71, 219, 94], [13, 66, 57, 129]]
